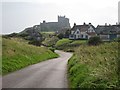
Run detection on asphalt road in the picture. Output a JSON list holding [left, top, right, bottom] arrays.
[[2, 50, 73, 88]]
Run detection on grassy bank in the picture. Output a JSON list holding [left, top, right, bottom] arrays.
[[2, 38, 59, 75], [68, 42, 119, 88], [55, 38, 87, 51]]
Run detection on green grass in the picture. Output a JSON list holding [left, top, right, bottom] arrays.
[[68, 42, 119, 88], [2, 38, 59, 75], [55, 38, 87, 52], [70, 40, 87, 46], [55, 38, 73, 47]]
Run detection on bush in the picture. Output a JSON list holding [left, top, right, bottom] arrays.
[[66, 49, 74, 52], [28, 40, 41, 46], [42, 36, 59, 47], [88, 36, 102, 45], [49, 47, 55, 52], [114, 37, 120, 42], [57, 33, 64, 39]]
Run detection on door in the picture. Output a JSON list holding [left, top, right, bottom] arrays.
[[109, 34, 117, 40]]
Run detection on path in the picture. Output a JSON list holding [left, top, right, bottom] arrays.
[[2, 50, 73, 88]]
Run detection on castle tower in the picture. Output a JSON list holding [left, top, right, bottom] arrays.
[[118, 1, 120, 24], [58, 15, 70, 28]]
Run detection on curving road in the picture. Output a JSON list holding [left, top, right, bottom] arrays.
[[2, 50, 73, 88]]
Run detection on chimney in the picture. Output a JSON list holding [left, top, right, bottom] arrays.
[[105, 23, 107, 26], [83, 22, 86, 25], [74, 23, 76, 26], [43, 20, 46, 23], [89, 23, 91, 25]]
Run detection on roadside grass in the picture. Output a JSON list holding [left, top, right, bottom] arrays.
[[2, 38, 59, 75], [55, 38, 87, 52], [68, 42, 119, 88]]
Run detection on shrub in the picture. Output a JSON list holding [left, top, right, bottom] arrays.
[[28, 40, 41, 46], [42, 36, 59, 47], [66, 49, 74, 52], [88, 36, 102, 45], [114, 37, 120, 42], [57, 33, 64, 39], [49, 47, 55, 52]]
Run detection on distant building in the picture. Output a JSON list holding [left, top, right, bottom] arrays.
[[69, 23, 96, 40], [118, 1, 120, 24], [95, 24, 120, 41], [40, 16, 71, 32]]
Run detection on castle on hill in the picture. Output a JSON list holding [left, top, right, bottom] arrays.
[[40, 15, 71, 32]]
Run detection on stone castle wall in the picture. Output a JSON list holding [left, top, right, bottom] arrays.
[[40, 16, 71, 32]]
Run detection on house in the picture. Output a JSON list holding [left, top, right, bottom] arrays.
[[95, 25, 120, 41], [69, 23, 96, 40]]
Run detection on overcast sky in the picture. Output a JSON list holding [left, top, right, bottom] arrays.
[[1, 0, 120, 34]]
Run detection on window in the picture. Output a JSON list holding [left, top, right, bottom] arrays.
[[81, 34, 83, 38], [77, 31, 79, 34], [86, 35, 88, 39]]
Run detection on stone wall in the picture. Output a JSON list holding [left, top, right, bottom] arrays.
[[40, 16, 71, 32]]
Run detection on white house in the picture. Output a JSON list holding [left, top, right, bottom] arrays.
[[69, 23, 97, 40]]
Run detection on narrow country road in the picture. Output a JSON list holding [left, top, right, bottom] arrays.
[[2, 50, 73, 88]]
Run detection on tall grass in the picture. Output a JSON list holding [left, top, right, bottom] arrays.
[[2, 38, 58, 75], [68, 42, 119, 88]]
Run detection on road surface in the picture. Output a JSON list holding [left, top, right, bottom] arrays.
[[2, 50, 73, 88]]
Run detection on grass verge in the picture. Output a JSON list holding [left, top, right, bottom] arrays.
[[2, 38, 59, 75], [68, 42, 119, 89]]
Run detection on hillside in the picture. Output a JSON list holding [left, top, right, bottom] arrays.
[[68, 42, 119, 88], [2, 37, 59, 75]]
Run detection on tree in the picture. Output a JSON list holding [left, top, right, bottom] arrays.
[[28, 32, 43, 46]]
